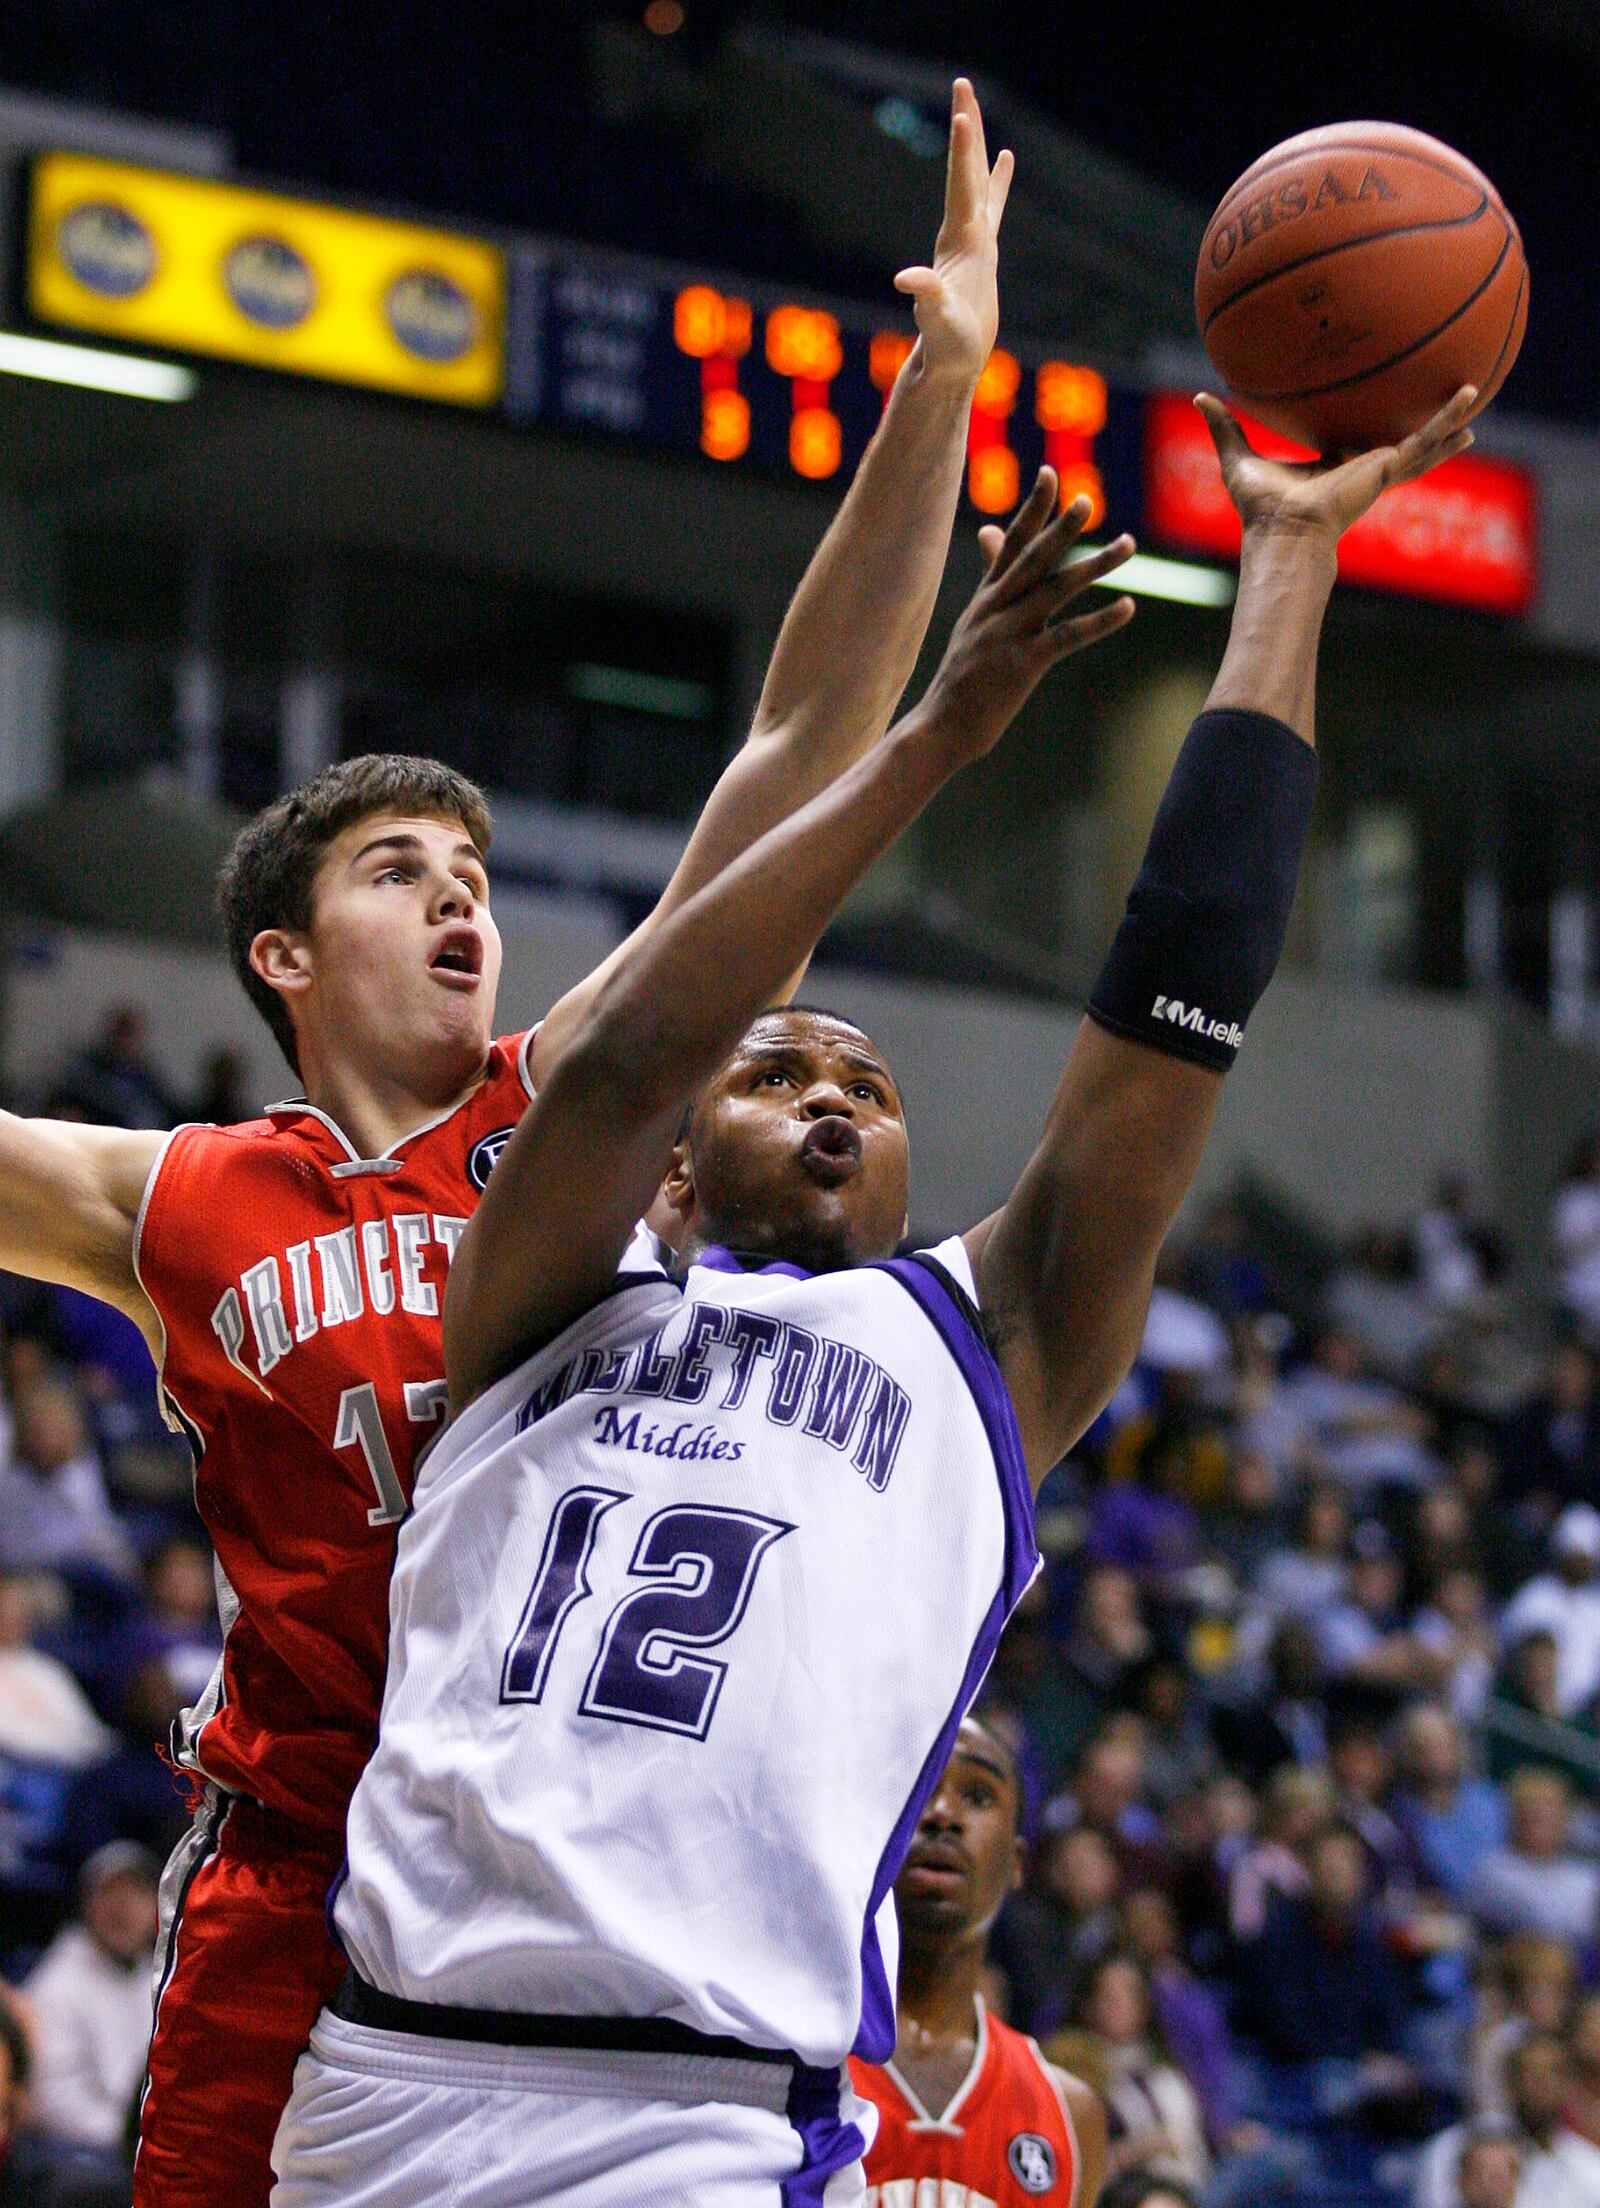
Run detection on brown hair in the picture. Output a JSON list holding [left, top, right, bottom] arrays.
[[217, 754, 491, 1075]]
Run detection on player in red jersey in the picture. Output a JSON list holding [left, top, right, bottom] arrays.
[[851, 1716, 1108, 2208], [0, 81, 1017, 2207]]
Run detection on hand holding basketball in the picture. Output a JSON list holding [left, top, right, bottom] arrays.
[[1195, 385, 1478, 541], [1196, 123, 1527, 452]]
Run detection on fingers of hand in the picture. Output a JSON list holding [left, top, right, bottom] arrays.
[[1039, 535, 1138, 613], [977, 524, 1007, 569], [1041, 594, 1136, 663], [991, 484, 1093, 603], [988, 146, 1014, 229], [1389, 414, 1476, 487], [983, 467, 1060, 585], [943, 86, 984, 227], [893, 265, 938, 299], [1194, 391, 1252, 470]]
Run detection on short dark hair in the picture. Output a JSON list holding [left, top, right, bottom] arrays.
[[216, 754, 491, 1076]]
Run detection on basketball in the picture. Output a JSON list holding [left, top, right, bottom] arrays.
[[1195, 122, 1528, 452]]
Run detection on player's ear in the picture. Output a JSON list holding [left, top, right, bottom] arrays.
[[658, 1133, 696, 1226], [1011, 1833, 1027, 1894], [250, 928, 314, 1001]]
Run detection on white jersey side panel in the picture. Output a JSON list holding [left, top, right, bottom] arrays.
[[335, 1233, 1038, 2070]]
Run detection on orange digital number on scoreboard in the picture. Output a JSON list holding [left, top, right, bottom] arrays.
[[673, 284, 753, 461]]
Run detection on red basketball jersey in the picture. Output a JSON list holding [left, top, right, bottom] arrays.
[[134, 1032, 535, 1832], [850, 2001, 1082, 2208]]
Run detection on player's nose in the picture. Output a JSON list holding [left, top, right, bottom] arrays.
[[798, 1080, 854, 1120], [430, 873, 475, 921]]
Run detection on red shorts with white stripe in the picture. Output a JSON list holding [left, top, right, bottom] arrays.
[[133, 1791, 347, 2208]]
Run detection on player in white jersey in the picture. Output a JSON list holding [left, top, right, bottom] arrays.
[[272, 384, 1480, 2205]]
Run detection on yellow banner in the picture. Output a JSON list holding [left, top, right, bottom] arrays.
[[28, 151, 504, 406]]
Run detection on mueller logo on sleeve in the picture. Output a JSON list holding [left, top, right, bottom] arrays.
[[1152, 996, 1245, 1049]]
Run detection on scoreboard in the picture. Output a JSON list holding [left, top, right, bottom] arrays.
[[503, 244, 1147, 533], [19, 151, 1538, 617]]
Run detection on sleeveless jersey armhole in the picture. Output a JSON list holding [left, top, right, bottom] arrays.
[[130, 1122, 210, 1443], [1028, 2040, 1084, 2208]]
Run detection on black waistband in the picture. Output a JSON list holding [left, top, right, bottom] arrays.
[[329, 1969, 796, 2067]]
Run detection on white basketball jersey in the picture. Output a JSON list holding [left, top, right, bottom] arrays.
[[334, 1230, 1039, 2071]]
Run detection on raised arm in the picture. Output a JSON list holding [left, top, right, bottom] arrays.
[[445, 483, 1135, 1408], [0, 1114, 163, 1341], [972, 387, 1480, 1484], [528, 79, 1011, 1085]]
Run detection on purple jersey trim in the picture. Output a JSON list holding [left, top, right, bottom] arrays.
[[851, 1255, 1040, 2060], [784, 2062, 868, 2205], [695, 1245, 815, 1281]]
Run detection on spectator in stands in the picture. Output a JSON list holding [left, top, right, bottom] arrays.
[[1315, 1518, 1421, 1697], [1183, 1201, 1277, 1322], [1413, 1565, 1499, 1725], [1237, 1823, 1415, 2075], [1501, 1341, 1600, 1521], [1484, 1625, 1600, 1797], [1276, 1324, 1437, 1491], [1096, 2174, 1197, 2208], [1085, 1418, 1206, 1601], [1125, 1657, 1217, 1813], [0, 1376, 136, 1584], [1064, 1950, 1212, 2194], [1413, 1172, 1492, 1314], [190, 1045, 251, 1127], [23, 1841, 158, 2161], [1451, 2128, 1523, 2208], [94, 1535, 220, 1712], [52, 1007, 181, 1132], [1391, 1703, 1507, 1902], [1552, 1130, 1600, 1342], [1029, 1566, 1151, 1787], [991, 1821, 1121, 2037], [1210, 1617, 1330, 1784], [0, 1570, 113, 1955], [1120, 1887, 1240, 2151], [1467, 1767, 1600, 1946], [1202, 1449, 1279, 1596], [1416, 2032, 1600, 2208], [1568, 1992, 1600, 2148], [1500, 1503, 1600, 1717], [1052, 1728, 1171, 1894], [1328, 1715, 1419, 1899], [1245, 1478, 1350, 1633], [1227, 1762, 1335, 1941], [58, 1650, 191, 1873], [1469, 1935, 1577, 2117], [1324, 1225, 1449, 1378]]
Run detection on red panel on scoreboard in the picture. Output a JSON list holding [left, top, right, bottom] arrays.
[[1142, 393, 1539, 616]]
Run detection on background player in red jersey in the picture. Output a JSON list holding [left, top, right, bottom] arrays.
[[851, 1716, 1108, 2208], [0, 80, 1017, 2208]]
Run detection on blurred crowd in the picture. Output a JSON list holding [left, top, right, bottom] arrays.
[[8, 1012, 1600, 2207]]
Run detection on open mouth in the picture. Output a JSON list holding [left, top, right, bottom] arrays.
[[429, 927, 484, 987], [798, 1117, 862, 1187], [901, 1841, 970, 1892]]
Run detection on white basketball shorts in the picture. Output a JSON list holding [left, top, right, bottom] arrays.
[[269, 2010, 876, 2207]]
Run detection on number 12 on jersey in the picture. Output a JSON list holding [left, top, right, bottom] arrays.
[[500, 1486, 791, 1740]]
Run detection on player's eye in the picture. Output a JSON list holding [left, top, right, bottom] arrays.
[[756, 1069, 792, 1088], [850, 1082, 883, 1104]]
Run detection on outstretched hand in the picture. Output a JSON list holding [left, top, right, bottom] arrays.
[[921, 468, 1135, 760], [893, 78, 1013, 385], [1196, 386, 1478, 540]]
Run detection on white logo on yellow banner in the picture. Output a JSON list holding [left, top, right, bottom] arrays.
[[29, 150, 504, 406]]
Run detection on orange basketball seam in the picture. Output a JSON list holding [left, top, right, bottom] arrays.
[[1221, 226, 1517, 404], [1199, 204, 1499, 336]]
